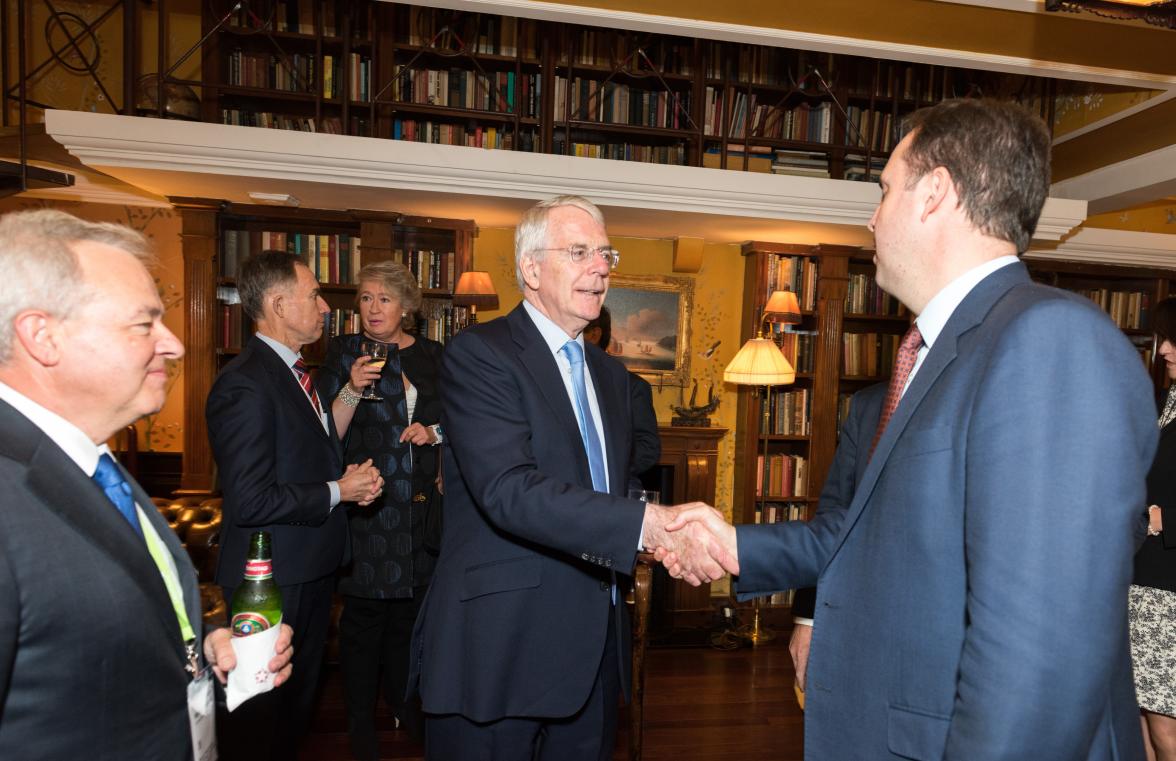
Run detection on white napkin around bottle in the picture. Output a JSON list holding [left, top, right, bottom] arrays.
[[225, 618, 282, 712]]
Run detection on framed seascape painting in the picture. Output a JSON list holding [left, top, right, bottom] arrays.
[[604, 274, 693, 387]]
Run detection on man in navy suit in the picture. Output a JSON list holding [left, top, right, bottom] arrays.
[[664, 99, 1158, 759], [410, 196, 728, 760], [207, 250, 383, 759], [0, 210, 291, 760]]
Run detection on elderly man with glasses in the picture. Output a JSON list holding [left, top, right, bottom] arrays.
[[408, 195, 733, 761]]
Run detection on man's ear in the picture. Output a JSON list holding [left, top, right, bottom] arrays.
[[519, 254, 541, 291], [920, 166, 953, 223], [11, 310, 62, 367], [270, 291, 285, 320]]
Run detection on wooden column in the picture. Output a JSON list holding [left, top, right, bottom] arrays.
[[173, 197, 222, 493]]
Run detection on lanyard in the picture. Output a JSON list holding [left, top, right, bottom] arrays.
[[141, 510, 199, 674]]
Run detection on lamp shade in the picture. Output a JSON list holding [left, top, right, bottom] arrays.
[[453, 270, 499, 309], [723, 337, 796, 387], [763, 290, 802, 324]]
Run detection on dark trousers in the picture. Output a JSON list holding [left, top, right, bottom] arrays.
[[218, 574, 335, 761], [424, 605, 620, 761], [340, 593, 426, 761]]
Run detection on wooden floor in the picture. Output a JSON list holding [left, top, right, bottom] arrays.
[[298, 638, 804, 761]]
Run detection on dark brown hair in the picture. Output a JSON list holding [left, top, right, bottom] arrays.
[[238, 250, 303, 321], [901, 98, 1050, 254], [1152, 297, 1176, 344]]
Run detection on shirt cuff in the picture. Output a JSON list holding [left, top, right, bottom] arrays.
[[328, 481, 341, 510], [793, 616, 814, 627]]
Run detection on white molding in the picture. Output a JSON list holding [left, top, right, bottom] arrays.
[[1027, 227, 1176, 269], [399, 0, 1176, 90], [43, 111, 1087, 240], [1053, 89, 1176, 146], [1051, 143, 1176, 213]]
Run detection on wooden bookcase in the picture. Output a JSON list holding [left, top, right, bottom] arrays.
[[183, 1, 1058, 182], [174, 198, 474, 493]]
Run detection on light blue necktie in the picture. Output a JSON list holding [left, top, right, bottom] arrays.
[[561, 340, 607, 493], [93, 453, 142, 537]]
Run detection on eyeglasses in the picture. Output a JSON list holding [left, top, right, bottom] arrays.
[[536, 245, 620, 269]]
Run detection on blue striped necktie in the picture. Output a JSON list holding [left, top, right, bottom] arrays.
[[561, 340, 607, 493]]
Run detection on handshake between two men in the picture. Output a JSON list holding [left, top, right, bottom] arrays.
[[641, 502, 740, 585]]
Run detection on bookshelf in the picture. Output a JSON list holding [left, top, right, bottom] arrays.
[[175, 199, 474, 492], [184, 1, 1058, 180]]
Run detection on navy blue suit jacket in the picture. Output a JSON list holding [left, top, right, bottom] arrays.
[[737, 262, 1157, 760], [207, 335, 348, 587], [410, 304, 644, 722]]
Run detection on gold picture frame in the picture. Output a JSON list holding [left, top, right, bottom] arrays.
[[605, 274, 693, 387]]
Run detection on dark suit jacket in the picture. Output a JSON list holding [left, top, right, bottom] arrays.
[[0, 399, 202, 760], [207, 335, 347, 587], [410, 304, 645, 722], [736, 262, 1157, 760], [791, 383, 884, 620], [629, 372, 661, 480]]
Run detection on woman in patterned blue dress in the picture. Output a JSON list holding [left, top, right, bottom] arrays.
[[316, 261, 444, 760]]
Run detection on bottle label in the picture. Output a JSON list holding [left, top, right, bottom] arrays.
[[243, 559, 273, 580], [231, 612, 272, 637]]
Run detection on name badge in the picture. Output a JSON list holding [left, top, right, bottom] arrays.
[[187, 669, 217, 761]]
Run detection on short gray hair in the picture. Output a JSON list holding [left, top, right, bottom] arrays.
[[514, 195, 605, 290], [0, 209, 151, 364]]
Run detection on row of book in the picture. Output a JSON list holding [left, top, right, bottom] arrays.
[[772, 328, 818, 374], [844, 106, 896, 152], [847, 62, 957, 103], [391, 120, 538, 151], [403, 250, 458, 291], [220, 110, 348, 134], [707, 90, 834, 145], [843, 154, 887, 182], [229, 0, 360, 38], [391, 67, 541, 117], [556, 140, 687, 164], [845, 272, 909, 317], [766, 256, 819, 312], [755, 453, 808, 499], [553, 77, 692, 130], [704, 41, 836, 89], [842, 332, 900, 379], [395, 6, 537, 58], [221, 230, 362, 285], [1073, 288, 1150, 330], [558, 30, 693, 76], [226, 50, 331, 96], [760, 388, 811, 436], [417, 300, 473, 344]]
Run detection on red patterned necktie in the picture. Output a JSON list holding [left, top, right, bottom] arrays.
[[869, 323, 923, 458], [292, 358, 323, 416]]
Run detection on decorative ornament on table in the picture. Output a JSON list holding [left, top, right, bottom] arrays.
[[670, 380, 720, 427]]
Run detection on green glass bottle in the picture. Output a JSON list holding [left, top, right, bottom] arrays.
[[230, 531, 282, 637]]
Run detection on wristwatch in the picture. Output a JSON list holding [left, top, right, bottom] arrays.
[[429, 423, 444, 445]]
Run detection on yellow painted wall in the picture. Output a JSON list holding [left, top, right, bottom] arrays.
[[471, 228, 747, 555], [1083, 202, 1176, 235], [0, 198, 185, 451], [1053, 85, 1162, 139]]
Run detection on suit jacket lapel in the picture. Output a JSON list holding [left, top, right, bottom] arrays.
[[0, 401, 187, 664], [508, 306, 594, 487], [249, 336, 332, 444], [825, 262, 1030, 566]]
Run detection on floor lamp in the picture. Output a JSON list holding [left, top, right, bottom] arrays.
[[723, 289, 801, 644]]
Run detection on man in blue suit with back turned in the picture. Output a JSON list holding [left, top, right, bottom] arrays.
[[662, 99, 1158, 760]]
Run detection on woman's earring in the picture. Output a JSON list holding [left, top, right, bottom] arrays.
[[402, 311, 407, 318]]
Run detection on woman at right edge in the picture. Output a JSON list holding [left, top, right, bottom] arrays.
[[1133, 296, 1176, 761]]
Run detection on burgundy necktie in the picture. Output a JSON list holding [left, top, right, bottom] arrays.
[[292, 358, 323, 416], [869, 323, 923, 458]]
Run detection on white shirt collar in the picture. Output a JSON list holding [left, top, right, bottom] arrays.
[[916, 256, 1018, 350], [0, 379, 104, 476], [255, 332, 302, 367], [523, 300, 584, 357]]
